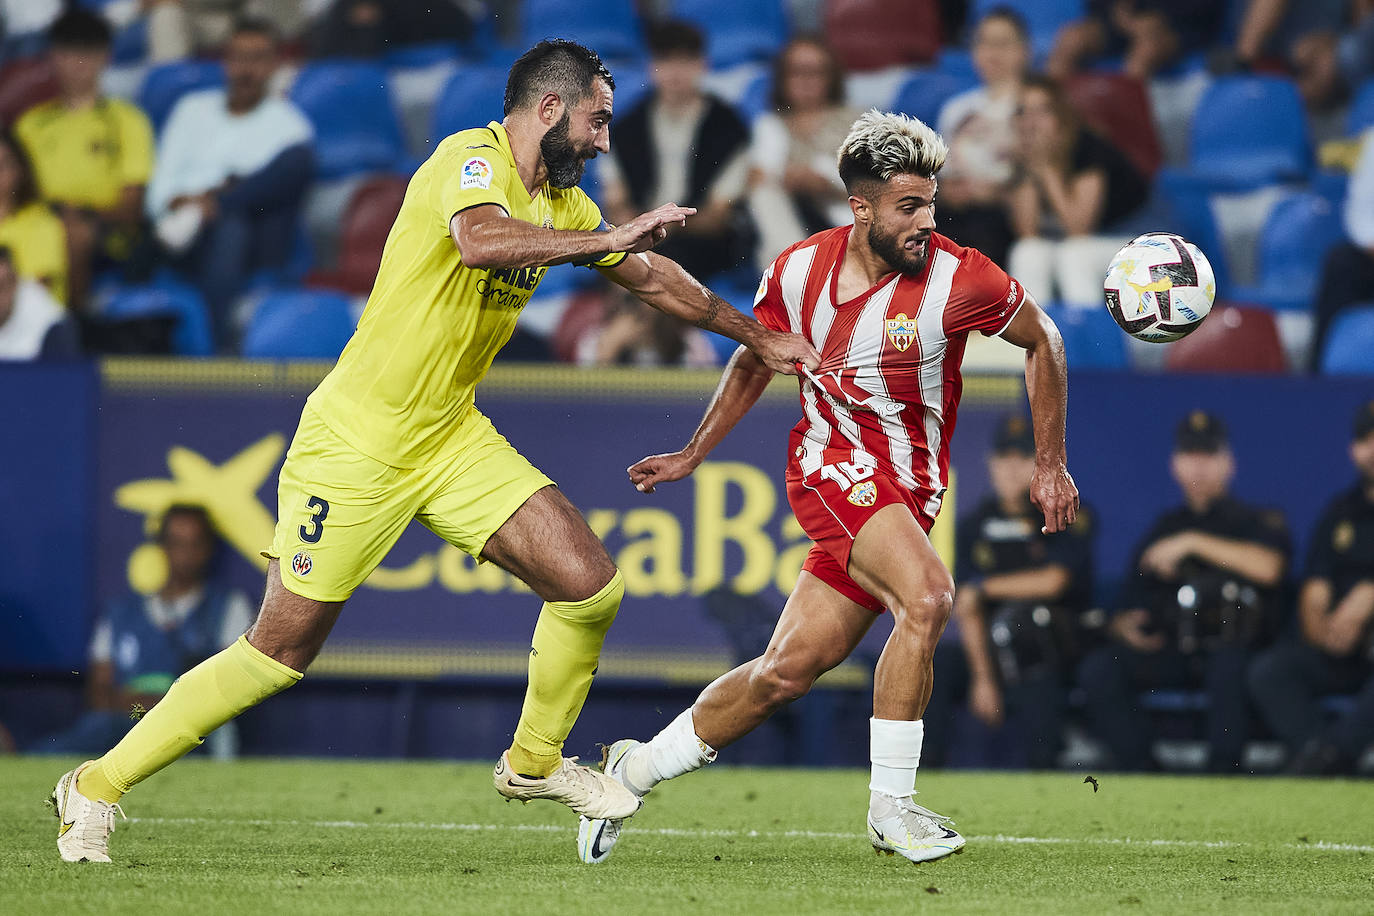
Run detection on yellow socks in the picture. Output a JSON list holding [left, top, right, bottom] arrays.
[[508, 572, 624, 777], [76, 636, 302, 803]]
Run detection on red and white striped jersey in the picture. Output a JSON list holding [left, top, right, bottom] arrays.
[[754, 227, 1026, 522]]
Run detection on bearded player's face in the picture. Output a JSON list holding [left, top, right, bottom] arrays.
[[541, 79, 613, 189], [863, 174, 938, 276]]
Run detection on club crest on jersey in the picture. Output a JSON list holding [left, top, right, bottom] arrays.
[[460, 157, 493, 190], [847, 480, 878, 507], [291, 551, 313, 577], [885, 313, 917, 352]]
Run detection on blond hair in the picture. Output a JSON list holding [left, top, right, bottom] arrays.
[[836, 109, 948, 190]]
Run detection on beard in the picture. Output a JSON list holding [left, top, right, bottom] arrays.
[[867, 219, 931, 277], [540, 112, 593, 189]]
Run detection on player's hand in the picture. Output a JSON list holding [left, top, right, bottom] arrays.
[[1029, 461, 1078, 534], [751, 328, 821, 376], [610, 203, 697, 254], [969, 676, 1004, 727], [628, 450, 699, 493]]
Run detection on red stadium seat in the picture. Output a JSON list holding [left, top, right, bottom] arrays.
[[0, 56, 59, 127], [1064, 73, 1163, 178], [823, 0, 941, 72], [551, 290, 609, 363], [1163, 304, 1287, 373], [307, 176, 409, 295]]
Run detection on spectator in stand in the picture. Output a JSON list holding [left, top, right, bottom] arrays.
[[15, 9, 154, 312], [1249, 401, 1374, 776], [1005, 75, 1148, 306], [1310, 125, 1374, 369], [924, 415, 1095, 770], [141, 0, 307, 60], [1048, 1, 1226, 80], [0, 130, 66, 304], [0, 246, 79, 361], [598, 20, 755, 282], [747, 36, 860, 266], [305, 0, 475, 59], [1079, 411, 1290, 772], [29, 505, 253, 755], [1231, 2, 1374, 144], [934, 6, 1032, 268], [574, 284, 719, 368], [146, 17, 313, 350], [1233, 0, 1356, 70]]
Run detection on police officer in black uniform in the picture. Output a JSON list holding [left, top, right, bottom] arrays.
[[1249, 400, 1374, 775], [926, 415, 1094, 769], [1079, 410, 1290, 772]]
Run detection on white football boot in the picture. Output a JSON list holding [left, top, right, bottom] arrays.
[[50, 762, 125, 863], [867, 791, 965, 863], [492, 751, 641, 820], [576, 739, 645, 864]]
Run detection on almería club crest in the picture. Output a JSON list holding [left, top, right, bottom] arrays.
[[885, 313, 917, 351]]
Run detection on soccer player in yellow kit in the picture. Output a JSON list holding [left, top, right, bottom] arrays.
[[51, 39, 821, 864]]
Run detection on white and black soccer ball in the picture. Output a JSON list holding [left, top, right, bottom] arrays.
[[1103, 232, 1216, 342]]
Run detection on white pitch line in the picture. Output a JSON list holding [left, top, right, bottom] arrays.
[[126, 818, 1374, 854]]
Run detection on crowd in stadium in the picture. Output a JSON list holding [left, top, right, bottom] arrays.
[[0, 0, 1371, 368]]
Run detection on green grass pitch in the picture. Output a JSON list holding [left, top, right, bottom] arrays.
[[5, 756, 1371, 914]]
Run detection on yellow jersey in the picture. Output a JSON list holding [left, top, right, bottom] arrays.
[[15, 98, 154, 211], [0, 202, 68, 305], [308, 121, 625, 468]]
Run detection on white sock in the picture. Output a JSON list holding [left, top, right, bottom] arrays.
[[624, 708, 717, 794], [869, 717, 923, 798]]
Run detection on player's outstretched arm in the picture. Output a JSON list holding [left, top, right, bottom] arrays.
[[603, 251, 820, 377], [1000, 295, 1079, 534], [628, 346, 774, 493], [450, 202, 697, 270]]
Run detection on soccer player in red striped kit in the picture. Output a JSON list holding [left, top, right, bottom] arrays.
[[578, 110, 1079, 866]]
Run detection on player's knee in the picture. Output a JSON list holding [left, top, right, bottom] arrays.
[[890, 578, 954, 635], [750, 656, 819, 709], [551, 569, 624, 626]]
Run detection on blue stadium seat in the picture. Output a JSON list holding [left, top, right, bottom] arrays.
[[668, 0, 788, 69], [736, 71, 774, 123], [430, 65, 510, 146], [1319, 304, 1374, 375], [1151, 169, 1233, 291], [110, 17, 147, 65], [1042, 303, 1128, 369], [290, 63, 408, 179], [384, 42, 461, 70], [138, 60, 225, 133], [241, 290, 358, 360], [610, 62, 652, 115], [971, 0, 1083, 58], [1188, 76, 1312, 189], [520, 0, 644, 66], [1347, 79, 1374, 137], [934, 47, 977, 79], [892, 70, 981, 131], [101, 276, 214, 356], [1227, 191, 1343, 311]]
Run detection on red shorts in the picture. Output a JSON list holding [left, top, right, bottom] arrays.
[[787, 467, 934, 614]]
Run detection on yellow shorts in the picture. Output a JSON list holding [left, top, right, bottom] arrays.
[[265, 405, 553, 602]]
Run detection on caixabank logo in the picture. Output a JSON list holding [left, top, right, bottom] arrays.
[[113, 436, 958, 600]]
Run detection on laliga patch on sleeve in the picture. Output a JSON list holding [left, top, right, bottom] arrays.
[[460, 157, 493, 190]]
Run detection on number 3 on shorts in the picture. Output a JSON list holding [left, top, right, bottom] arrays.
[[299, 495, 330, 544]]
